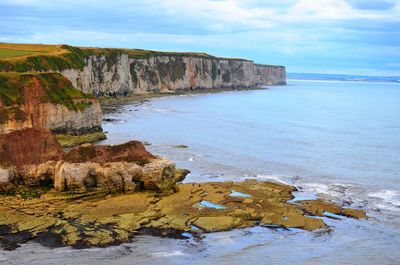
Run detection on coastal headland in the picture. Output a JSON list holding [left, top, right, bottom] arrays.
[[0, 43, 366, 251]]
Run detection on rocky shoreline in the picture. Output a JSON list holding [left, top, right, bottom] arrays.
[[0, 128, 366, 251]]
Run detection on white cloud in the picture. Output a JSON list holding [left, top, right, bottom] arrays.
[[3, 0, 399, 31], [159, 0, 400, 32]]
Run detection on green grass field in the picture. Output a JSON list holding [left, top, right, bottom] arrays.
[[0, 49, 46, 59], [0, 43, 66, 61]]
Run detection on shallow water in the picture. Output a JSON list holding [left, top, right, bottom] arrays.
[[199, 200, 226, 209], [230, 190, 251, 198], [2, 80, 400, 264]]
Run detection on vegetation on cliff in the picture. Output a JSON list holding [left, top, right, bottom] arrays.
[[0, 72, 95, 111], [0, 43, 286, 99], [0, 43, 252, 73], [0, 71, 103, 139], [157, 57, 187, 82], [0, 72, 98, 136]]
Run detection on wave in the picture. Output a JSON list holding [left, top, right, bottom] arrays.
[[368, 190, 400, 212], [151, 250, 185, 257], [255, 174, 400, 214], [255, 174, 292, 185]]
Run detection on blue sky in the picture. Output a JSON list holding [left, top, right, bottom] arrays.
[[0, 0, 399, 76]]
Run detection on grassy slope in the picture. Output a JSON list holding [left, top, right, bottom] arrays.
[[0, 49, 46, 59], [0, 72, 94, 111], [0, 43, 66, 58]]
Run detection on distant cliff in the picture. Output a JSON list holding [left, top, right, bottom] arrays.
[[61, 53, 286, 96], [0, 44, 286, 97]]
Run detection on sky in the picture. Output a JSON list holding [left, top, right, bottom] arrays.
[[0, 0, 399, 76]]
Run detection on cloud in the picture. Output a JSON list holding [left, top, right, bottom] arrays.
[[0, 0, 399, 76], [159, 0, 400, 32]]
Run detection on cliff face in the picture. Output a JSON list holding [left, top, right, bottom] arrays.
[[61, 54, 286, 96], [0, 44, 286, 97], [0, 73, 102, 134]]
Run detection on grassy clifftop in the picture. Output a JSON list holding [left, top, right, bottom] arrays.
[[0, 43, 251, 72], [0, 44, 91, 72]]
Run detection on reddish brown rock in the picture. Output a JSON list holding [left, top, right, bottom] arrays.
[[63, 141, 155, 166], [0, 128, 188, 193], [0, 128, 63, 169]]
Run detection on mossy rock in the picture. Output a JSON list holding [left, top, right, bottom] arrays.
[[156, 179, 179, 195], [193, 216, 242, 232], [172, 145, 188, 149], [56, 132, 107, 148]]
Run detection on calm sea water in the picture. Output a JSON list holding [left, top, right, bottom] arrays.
[[2, 80, 400, 264]]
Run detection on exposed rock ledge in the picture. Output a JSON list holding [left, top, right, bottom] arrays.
[[0, 180, 366, 250]]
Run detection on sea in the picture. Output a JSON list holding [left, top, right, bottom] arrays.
[[1, 79, 399, 264]]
